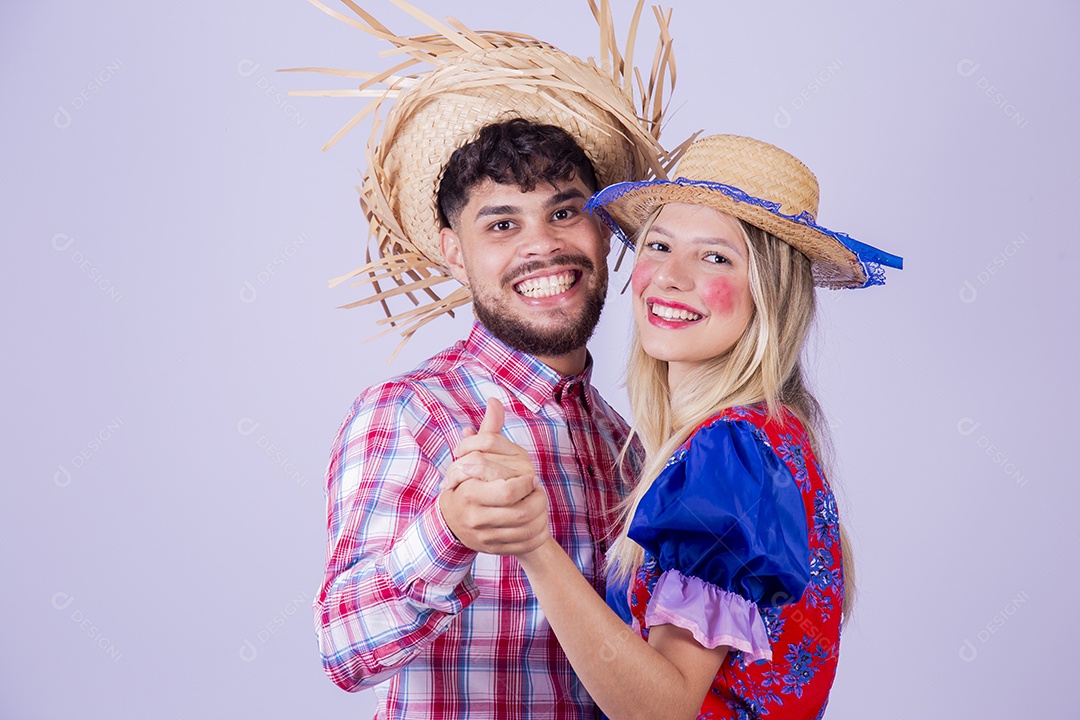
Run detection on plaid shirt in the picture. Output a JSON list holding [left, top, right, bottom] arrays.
[[316, 322, 636, 719]]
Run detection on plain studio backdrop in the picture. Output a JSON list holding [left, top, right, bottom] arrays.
[[2, 1, 1076, 717]]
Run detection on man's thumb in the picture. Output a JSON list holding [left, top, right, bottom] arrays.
[[477, 397, 505, 435]]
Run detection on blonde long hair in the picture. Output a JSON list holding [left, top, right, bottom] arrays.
[[610, 211, 856, 617]]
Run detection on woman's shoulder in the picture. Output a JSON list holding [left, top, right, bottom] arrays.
[[630, 404, 815, 614], [675, 403, 807, 458]]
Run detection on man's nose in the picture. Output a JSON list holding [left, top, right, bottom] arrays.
[[520, 223, 564, 256]]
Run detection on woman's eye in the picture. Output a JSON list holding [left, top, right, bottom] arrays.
[[704, 252, 729, 265], [645, 241, 669, 252]]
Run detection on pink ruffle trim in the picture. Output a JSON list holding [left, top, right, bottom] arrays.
[[644, 568, 772, 663]]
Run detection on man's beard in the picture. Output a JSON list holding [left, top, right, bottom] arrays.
[[471, 254, 607, 359]]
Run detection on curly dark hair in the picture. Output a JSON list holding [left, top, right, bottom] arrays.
[[437, 118, 598, 229]]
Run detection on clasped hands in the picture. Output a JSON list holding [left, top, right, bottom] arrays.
[[438, 397, 550, 556]]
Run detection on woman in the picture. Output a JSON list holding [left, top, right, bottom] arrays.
[[446, 134, 903, 718]]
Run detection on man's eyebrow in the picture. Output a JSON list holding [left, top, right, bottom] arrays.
[[474, 204, 521, 219], [546, 188, 588, 207], [472, 188, 587, 219]]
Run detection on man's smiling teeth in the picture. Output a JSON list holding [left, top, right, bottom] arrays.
[[515, 271, 576, 298], [651, 303, 702, 321]]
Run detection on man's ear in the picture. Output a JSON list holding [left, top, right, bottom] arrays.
[[440, 226, 469, 285]]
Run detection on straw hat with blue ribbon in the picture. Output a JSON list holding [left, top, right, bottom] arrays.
[[586, 134, 903, 288]]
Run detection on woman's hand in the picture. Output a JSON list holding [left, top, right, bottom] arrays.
[[439, 398, 550, 555]]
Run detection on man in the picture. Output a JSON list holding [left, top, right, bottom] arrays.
[[318, 119, 633, 718], [303, 4, 679, 717]]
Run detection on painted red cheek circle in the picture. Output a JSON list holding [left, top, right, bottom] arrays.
[[701, 277, 739, 313], [630, 262, 652, 294]]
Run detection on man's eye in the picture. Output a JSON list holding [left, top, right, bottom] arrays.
[[552, 208, 575, 221], [492, 220, 513, 231]]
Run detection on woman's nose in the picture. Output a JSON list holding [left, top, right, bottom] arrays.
[[652, 255, 692, 290]]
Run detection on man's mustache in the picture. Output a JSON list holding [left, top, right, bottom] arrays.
[[503, 254, 596, 286]]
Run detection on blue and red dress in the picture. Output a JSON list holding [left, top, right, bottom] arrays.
[[606, 404, 844, 719]]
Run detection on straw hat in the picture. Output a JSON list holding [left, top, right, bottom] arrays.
[[586, 134, 903, 288], [290, 0, 690, 352]]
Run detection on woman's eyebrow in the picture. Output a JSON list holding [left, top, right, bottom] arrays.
[[649, 224, 746, 259]]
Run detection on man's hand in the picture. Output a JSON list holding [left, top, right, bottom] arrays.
[[439, 398, 549, 555]]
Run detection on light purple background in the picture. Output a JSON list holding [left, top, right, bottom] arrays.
[[3, 1, 1076, 718]]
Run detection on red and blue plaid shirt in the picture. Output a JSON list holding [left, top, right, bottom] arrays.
[[316, 322, 636, 719]]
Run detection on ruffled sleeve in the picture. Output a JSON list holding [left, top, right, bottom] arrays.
[[629, 418, 810, 662]]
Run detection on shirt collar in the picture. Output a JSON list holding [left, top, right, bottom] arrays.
[[465, 322, 596, 413]]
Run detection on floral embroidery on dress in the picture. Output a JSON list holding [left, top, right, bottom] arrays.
[[759, 606, 786, 643], [804, 548, 837, 614], [726, 696, 767, 720], [747, 671, 783, 710], [781, 639, 830, 698], [725, 405, 758, 422], [813, 489, 840, 548], [809, 548, 835, 591], [775, 432, 810, 492]]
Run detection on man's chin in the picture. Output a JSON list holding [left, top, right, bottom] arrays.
[[474, 303, 602, 358]]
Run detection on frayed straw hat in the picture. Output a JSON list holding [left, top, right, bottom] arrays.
[[586, 134, 903, 288], [289, 0, 691, 353]]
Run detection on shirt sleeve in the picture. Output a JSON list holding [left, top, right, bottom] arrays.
[[314, 382, 479, 691], [628, 418, 810, 662]]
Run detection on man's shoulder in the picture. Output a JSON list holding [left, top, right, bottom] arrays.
[[353, 339, 492, 411], [331, 340, 489, 449]]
